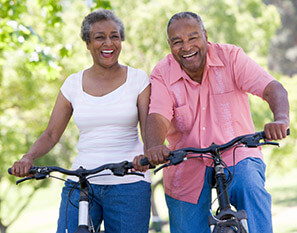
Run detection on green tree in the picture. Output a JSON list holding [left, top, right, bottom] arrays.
[[265, 0, 297, 77], [0, 1, 110, 232]]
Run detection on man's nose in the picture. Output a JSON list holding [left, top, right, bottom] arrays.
[[182, 41, 191, 51]]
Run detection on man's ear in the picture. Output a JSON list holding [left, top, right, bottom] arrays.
[[86, 42, 90, 50], [204, 30, 208, 41]]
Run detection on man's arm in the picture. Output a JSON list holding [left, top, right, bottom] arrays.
[[145, 113, 171, 165], [133, 113, 170, 170], [262, 80, 290, 140]]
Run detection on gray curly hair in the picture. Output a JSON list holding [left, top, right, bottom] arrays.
[[81, 9, 125, 43]]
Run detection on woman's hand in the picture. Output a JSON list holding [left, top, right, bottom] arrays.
[[11, 154, 34, 177], [132, 154, 150, 172]]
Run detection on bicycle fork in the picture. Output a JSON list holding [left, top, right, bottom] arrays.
[[208, 163, 249, 233]]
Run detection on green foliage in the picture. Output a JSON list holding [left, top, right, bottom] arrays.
[[0, 0, 110, 231], [110, 0, 280, 75]]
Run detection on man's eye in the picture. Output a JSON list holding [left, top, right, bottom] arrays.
[[189, 37, 198, 41], [173, 41, 182, 45]]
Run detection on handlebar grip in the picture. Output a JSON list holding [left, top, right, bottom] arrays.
[[140, 157, 150, 166], [139, 157, 156, 169], [287, 128, 290, 136], [8, 166, 39, 176]]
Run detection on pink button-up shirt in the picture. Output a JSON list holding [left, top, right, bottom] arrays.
[[149, 42, 275, 204]]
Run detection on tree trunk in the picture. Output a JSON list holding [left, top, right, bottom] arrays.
[[0, 222, 7, 233]]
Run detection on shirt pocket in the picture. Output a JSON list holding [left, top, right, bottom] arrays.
[[172, 104, 194, 132], [210, 91, 238, 138]]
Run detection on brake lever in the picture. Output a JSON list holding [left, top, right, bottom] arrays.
[[16, 176, 36, 185], [126, 172, 145, 177], [259, 142, 279, 147], [154, 163, 170, 174], [154, 150, 187, 174]]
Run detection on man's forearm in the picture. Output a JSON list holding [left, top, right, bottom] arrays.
[[145, 113, 170, 149], [263, 80, 289, 123]]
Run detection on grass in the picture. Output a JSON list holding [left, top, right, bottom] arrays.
[[6, 168, 297, 233]]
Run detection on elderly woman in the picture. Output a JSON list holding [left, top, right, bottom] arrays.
[[11, 9, 151, 233]]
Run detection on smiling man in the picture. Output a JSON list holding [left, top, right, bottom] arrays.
[[135, 11, 289, 233]]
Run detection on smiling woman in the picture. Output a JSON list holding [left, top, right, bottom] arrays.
[[10, 9, 151, 233]]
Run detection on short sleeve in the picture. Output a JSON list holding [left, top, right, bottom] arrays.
[[60, 73, 77, 103], [149, 66, 174, 121], [135, 68, 150, 94], [233, 48, 275, 98]]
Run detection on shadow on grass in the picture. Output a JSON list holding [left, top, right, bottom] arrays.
[[270, 185, 297, 207]]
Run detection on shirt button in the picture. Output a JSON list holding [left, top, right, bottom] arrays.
[[202, 107, 206, 110], [202, 127, 206, 130]]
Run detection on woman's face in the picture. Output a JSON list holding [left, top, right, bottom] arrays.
[[87, 19, 122, 69]]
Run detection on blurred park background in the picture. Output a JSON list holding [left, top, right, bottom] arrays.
[[0, 0, 297, 232]]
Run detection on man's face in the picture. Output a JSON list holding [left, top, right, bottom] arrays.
[[168, 18, 208, 77]]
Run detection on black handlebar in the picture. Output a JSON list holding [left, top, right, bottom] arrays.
[[140, 129, 290, 173], [8, 160, 140, 185]]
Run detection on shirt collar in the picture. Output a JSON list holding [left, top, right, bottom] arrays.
[[169, 41, 224, 85]]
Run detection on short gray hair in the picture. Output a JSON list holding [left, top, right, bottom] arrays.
[[81, 9, 125, 43], [167, 12, 205, 35]]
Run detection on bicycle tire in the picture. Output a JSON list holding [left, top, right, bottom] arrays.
[[212, 220, 247, 233], [214, 226, 236, 233]]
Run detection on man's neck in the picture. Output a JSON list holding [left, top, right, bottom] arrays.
[[186, 69, 204, 84]]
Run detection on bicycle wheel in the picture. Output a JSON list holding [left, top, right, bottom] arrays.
[[213, 226, 236, 233], [213, 222, 247, 233]]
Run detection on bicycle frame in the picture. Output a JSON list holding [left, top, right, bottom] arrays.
[[142, 129, 289, 233], [207, 147, 249, 233]]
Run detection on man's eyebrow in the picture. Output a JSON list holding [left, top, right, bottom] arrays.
[[170, 36, 181, 42], [170, 31, 200, 41], [188, 31, 200, 37]]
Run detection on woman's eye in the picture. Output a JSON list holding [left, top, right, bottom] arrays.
[[95, 36, 105, 40], [111, 35, 120, 39]]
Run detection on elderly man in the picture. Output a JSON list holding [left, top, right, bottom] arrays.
[[134, 11, 289, 233]]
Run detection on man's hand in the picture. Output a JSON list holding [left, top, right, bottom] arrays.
[[146, 145, 170, 165], [264, 120, 289, 140]]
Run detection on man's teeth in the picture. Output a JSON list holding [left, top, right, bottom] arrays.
[[102, 50, 113, 53], [183, 52, 196, 58]]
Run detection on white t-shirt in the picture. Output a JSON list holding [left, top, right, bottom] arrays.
[[60, 66, 151, 184]]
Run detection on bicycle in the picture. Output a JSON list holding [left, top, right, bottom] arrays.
[[140, 129, 290, 233], [8, 160, 144, 233]]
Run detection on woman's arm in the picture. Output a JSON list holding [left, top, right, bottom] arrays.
[[11, 91, 73, 177], [137, 85, 151, 150]]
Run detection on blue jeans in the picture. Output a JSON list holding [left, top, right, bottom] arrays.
[[56, 180, 151, 233], [165, 157, 272, 233]]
